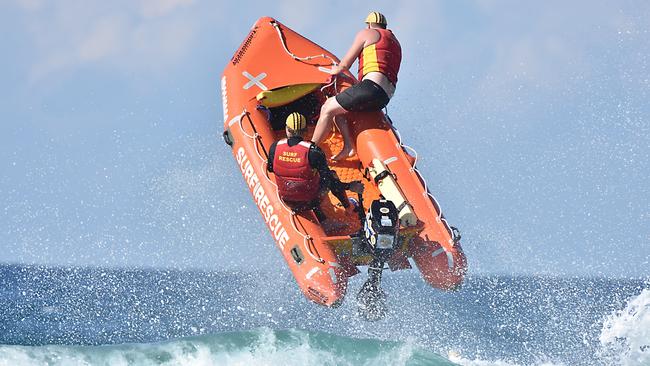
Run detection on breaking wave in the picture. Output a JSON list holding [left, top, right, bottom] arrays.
[[599, 288, 650, 366], [0, 328, 453, 366]]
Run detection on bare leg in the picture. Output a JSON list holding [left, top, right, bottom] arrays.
[[331, 115, 356, 161], [311, 96, 347, 146]]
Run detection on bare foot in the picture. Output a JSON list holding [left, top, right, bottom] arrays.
[[331, 146, 356, 161]]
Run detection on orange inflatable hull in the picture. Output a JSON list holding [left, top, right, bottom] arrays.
[[220, 17, 467, 307]]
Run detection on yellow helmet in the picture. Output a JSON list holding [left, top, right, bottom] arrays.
[[365, 11, 387, 26], [286, 112, 307, 131]]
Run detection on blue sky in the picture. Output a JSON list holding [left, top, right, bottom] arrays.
[[1, 0, 648, 277]]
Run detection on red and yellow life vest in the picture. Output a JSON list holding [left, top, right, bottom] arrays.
[[273, 139, 321, 202], [358, 29, 402, 85]]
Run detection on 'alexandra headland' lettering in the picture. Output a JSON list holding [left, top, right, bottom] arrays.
[[220, 76, 228, 122], [237, 147, 289, 248], [231, 26, 258, 65]]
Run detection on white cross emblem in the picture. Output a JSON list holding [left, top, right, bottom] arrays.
[[242, 71, 268, 91]]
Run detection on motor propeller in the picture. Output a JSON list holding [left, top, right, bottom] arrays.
[[357, 261, 387, 321]]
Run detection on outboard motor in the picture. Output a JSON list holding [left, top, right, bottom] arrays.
[[357, 199, 400, 321]]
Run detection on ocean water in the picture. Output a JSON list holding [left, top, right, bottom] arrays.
[[0, 264, 648, 365]]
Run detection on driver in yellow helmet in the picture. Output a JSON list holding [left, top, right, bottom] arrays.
[[268, 112, 364, 224]]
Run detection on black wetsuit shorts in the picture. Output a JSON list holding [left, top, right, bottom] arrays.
[[335, 79, 390, 112]]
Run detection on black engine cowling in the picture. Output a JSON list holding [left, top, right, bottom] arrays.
[[363, 199, 400, 261]]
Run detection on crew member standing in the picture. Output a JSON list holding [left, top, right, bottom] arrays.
[[311, 11, 402, 160]]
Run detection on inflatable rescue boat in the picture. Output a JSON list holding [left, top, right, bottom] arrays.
[[220, 17, 467, 310]]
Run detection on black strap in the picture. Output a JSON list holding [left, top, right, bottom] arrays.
[[396, 201, 408, 212], [374, 170, 391, 184], [451, 226, 462, 243]]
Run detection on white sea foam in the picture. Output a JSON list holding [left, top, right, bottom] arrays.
[[599, 288, 650, 366], [446, 350, 565, 366], [0, 328, 452, 366], [0, 343, 338, 366], [0, 340, 339, 366]]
